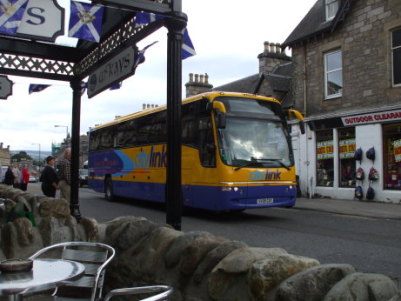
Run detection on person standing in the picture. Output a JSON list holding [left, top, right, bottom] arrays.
[[40, 156, 58, 197], [12, 165, 21, 189], [4, 165, 15, 186], [20, 164, 30, 191], [57, 148, 71, 203]]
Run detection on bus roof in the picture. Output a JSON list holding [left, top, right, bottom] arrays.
[[91, 91, 281, 131]]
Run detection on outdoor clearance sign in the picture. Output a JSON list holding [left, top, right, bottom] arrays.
[[87, 46, 138, 98], [341, 109, 401, 126]]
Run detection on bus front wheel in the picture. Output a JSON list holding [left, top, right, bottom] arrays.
[[105, 178, 115, 202]]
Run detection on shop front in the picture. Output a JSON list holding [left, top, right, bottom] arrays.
[[295, 108, 401, 203]]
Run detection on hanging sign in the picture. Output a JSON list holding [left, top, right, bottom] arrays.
[[0, 76, 13, 99], [16, 0, 64, 42], [87, 45, 138, 98]]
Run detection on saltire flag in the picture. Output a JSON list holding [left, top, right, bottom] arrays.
[[0, 0, 28, 36], [133, 41, 158, 70], [69, 1, 104, 43], [182, 28, 196, 59], [134, 11, 196, 59], [29, 84, 50, 94], [109, 82, 122, 90], [80, 81, 88, 95]]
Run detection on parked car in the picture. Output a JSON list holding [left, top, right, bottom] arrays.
[[0, 166, 8, 183], [29, 175, 38, 183], [79, 169, 88, 187]]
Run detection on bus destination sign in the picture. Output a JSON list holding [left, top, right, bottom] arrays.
[[87, 46, 138, 98]]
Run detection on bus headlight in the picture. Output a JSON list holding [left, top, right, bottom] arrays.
[[221, 186, 239, 192]]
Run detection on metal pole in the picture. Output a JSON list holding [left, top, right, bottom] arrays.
[[70, 79, 82, 221], [165, 12, 187, 230]]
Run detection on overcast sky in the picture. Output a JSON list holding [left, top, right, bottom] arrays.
[[0, 0, 316, 152]]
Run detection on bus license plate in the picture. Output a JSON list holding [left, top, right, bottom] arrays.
[[257, 198, 274, 204]]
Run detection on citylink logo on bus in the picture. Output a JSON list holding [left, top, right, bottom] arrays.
[[248, 170, 282, 181], [128, 145, 167, 170]]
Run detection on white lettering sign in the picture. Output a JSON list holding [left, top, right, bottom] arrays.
[[88, 46, 137, 98], [17, 0, 64, 42]]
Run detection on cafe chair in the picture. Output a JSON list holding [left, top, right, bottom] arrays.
[[103, 285, 173, 301], [26, 241, 116, 301]]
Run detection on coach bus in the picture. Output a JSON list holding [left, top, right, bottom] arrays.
[[88, 91, 304, 212]]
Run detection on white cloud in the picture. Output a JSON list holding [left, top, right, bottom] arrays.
[[0, 0, 316, 151]]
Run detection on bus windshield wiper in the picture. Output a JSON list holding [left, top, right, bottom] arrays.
[[253, 158, 291, 170], [234, 159, 263, 171]]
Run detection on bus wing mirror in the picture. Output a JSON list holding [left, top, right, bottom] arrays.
[[213, 101, 227, 129], [288, 109, 305, 134]]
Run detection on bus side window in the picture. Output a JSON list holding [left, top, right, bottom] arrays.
[[199, 117, 216, 167]]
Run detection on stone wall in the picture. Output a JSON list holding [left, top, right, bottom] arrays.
[[291, 0, 401, 118], [0, 184, 400, 301]]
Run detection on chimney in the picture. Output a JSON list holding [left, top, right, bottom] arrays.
[[258, 41, 291, 74], [185, 73, 213, 98]]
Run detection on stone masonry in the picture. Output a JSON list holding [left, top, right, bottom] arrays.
[[0, 184, 400, 300]]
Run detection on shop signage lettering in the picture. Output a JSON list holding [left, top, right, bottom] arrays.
[[394, 139, 401, 162], [339, 139, 356, 159], [317, 140, 334, 160], [341, 110, 401, 126]]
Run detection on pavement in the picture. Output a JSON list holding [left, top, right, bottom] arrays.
[[295, 197, 401, 220], [26, 183, 401, 220]]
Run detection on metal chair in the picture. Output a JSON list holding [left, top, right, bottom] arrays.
[[26, 241, 116, 301], [104, 285, 173, 301]]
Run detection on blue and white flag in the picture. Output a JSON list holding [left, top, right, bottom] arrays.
[[80, 81, 88, 95], [0, 0, 28, 36], [109, 82, 122, 90], [133, 41, 158, 70], [69, 1, 104, 43], [29, 84, 50, 94], [134, 11, 196, 59], [182, 28, 196, 59]]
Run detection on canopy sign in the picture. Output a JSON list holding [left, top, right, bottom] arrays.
[[87, 45, 138, 98], [0, 76, 13, 99], [17, 0, 64, 42]]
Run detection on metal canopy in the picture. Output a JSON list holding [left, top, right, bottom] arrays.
[[0, 0, 185, 230]]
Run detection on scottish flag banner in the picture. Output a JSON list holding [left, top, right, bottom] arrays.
[[182, 28, 196, 59], [134, 11, 164, 28], [0, 0, 28, 36], [29, 84, 50, 94], [69, 1, 104, 43]]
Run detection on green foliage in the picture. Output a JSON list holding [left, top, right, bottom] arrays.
[[11, 151, 33, 162]]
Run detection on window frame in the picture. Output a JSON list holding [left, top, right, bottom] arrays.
[[325, 0, 339, 21], [324, 49, 343, 99], [392, 27, 401, 87]]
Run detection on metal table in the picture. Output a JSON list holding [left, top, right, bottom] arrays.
[[0, 258, 85, 301]]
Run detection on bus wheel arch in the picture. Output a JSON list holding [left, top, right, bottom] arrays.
[[105, 177, 115, 202]]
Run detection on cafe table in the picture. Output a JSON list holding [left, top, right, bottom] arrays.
[[0, 258, 85, 301]]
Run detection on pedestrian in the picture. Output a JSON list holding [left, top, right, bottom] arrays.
[[40, 156, 59, 197], [4, 165, 14, 186], [57, 148, 71, 203], [12, 164, 21, 189], [20, 164, 30, 191]]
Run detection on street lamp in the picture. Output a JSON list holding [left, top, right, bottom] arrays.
[[31, 142, 41, 167], [54, 125, 69, 145]]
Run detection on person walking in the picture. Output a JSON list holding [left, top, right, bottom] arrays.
[[4, 165, 14, 186], [12, 165, 21, 189], [40, 156, 59, 197], [20, 164, 30, 191], [57, 148, 71, 203]]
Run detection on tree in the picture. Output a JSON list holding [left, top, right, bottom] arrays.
[[11, 151, 33, 163]]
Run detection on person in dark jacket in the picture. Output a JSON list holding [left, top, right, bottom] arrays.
[[40, 156, 58, 197], [4, 165, 14, 185]]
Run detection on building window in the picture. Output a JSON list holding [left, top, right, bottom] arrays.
[[324, 50, 343, 99], [316, 129, 334, 187], [326, 0, 339, 21], [383, 123, 401, 190], [392, 28, 401, 86], [338, 127, 356, 188]]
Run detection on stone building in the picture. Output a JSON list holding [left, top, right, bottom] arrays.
[[282, 0, 401, 202], [0, 143, 10, 166]]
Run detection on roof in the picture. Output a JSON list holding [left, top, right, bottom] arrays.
[[282, 0, 355, 48]]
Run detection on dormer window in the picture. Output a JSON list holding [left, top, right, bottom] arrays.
[[326, 0, 339, 21]]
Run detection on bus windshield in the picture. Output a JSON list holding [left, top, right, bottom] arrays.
[[218, 117, 292, 169]]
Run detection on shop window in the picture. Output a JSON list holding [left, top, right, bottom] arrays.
[[338, 127, 356, 188], [383, 123, 401, 190], [316, 130, 334, 187], [324, 50, 343, 99], [392, 28, 401, 86]]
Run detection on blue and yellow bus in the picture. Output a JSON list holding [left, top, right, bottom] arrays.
[[88, 92, 304, 212]]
